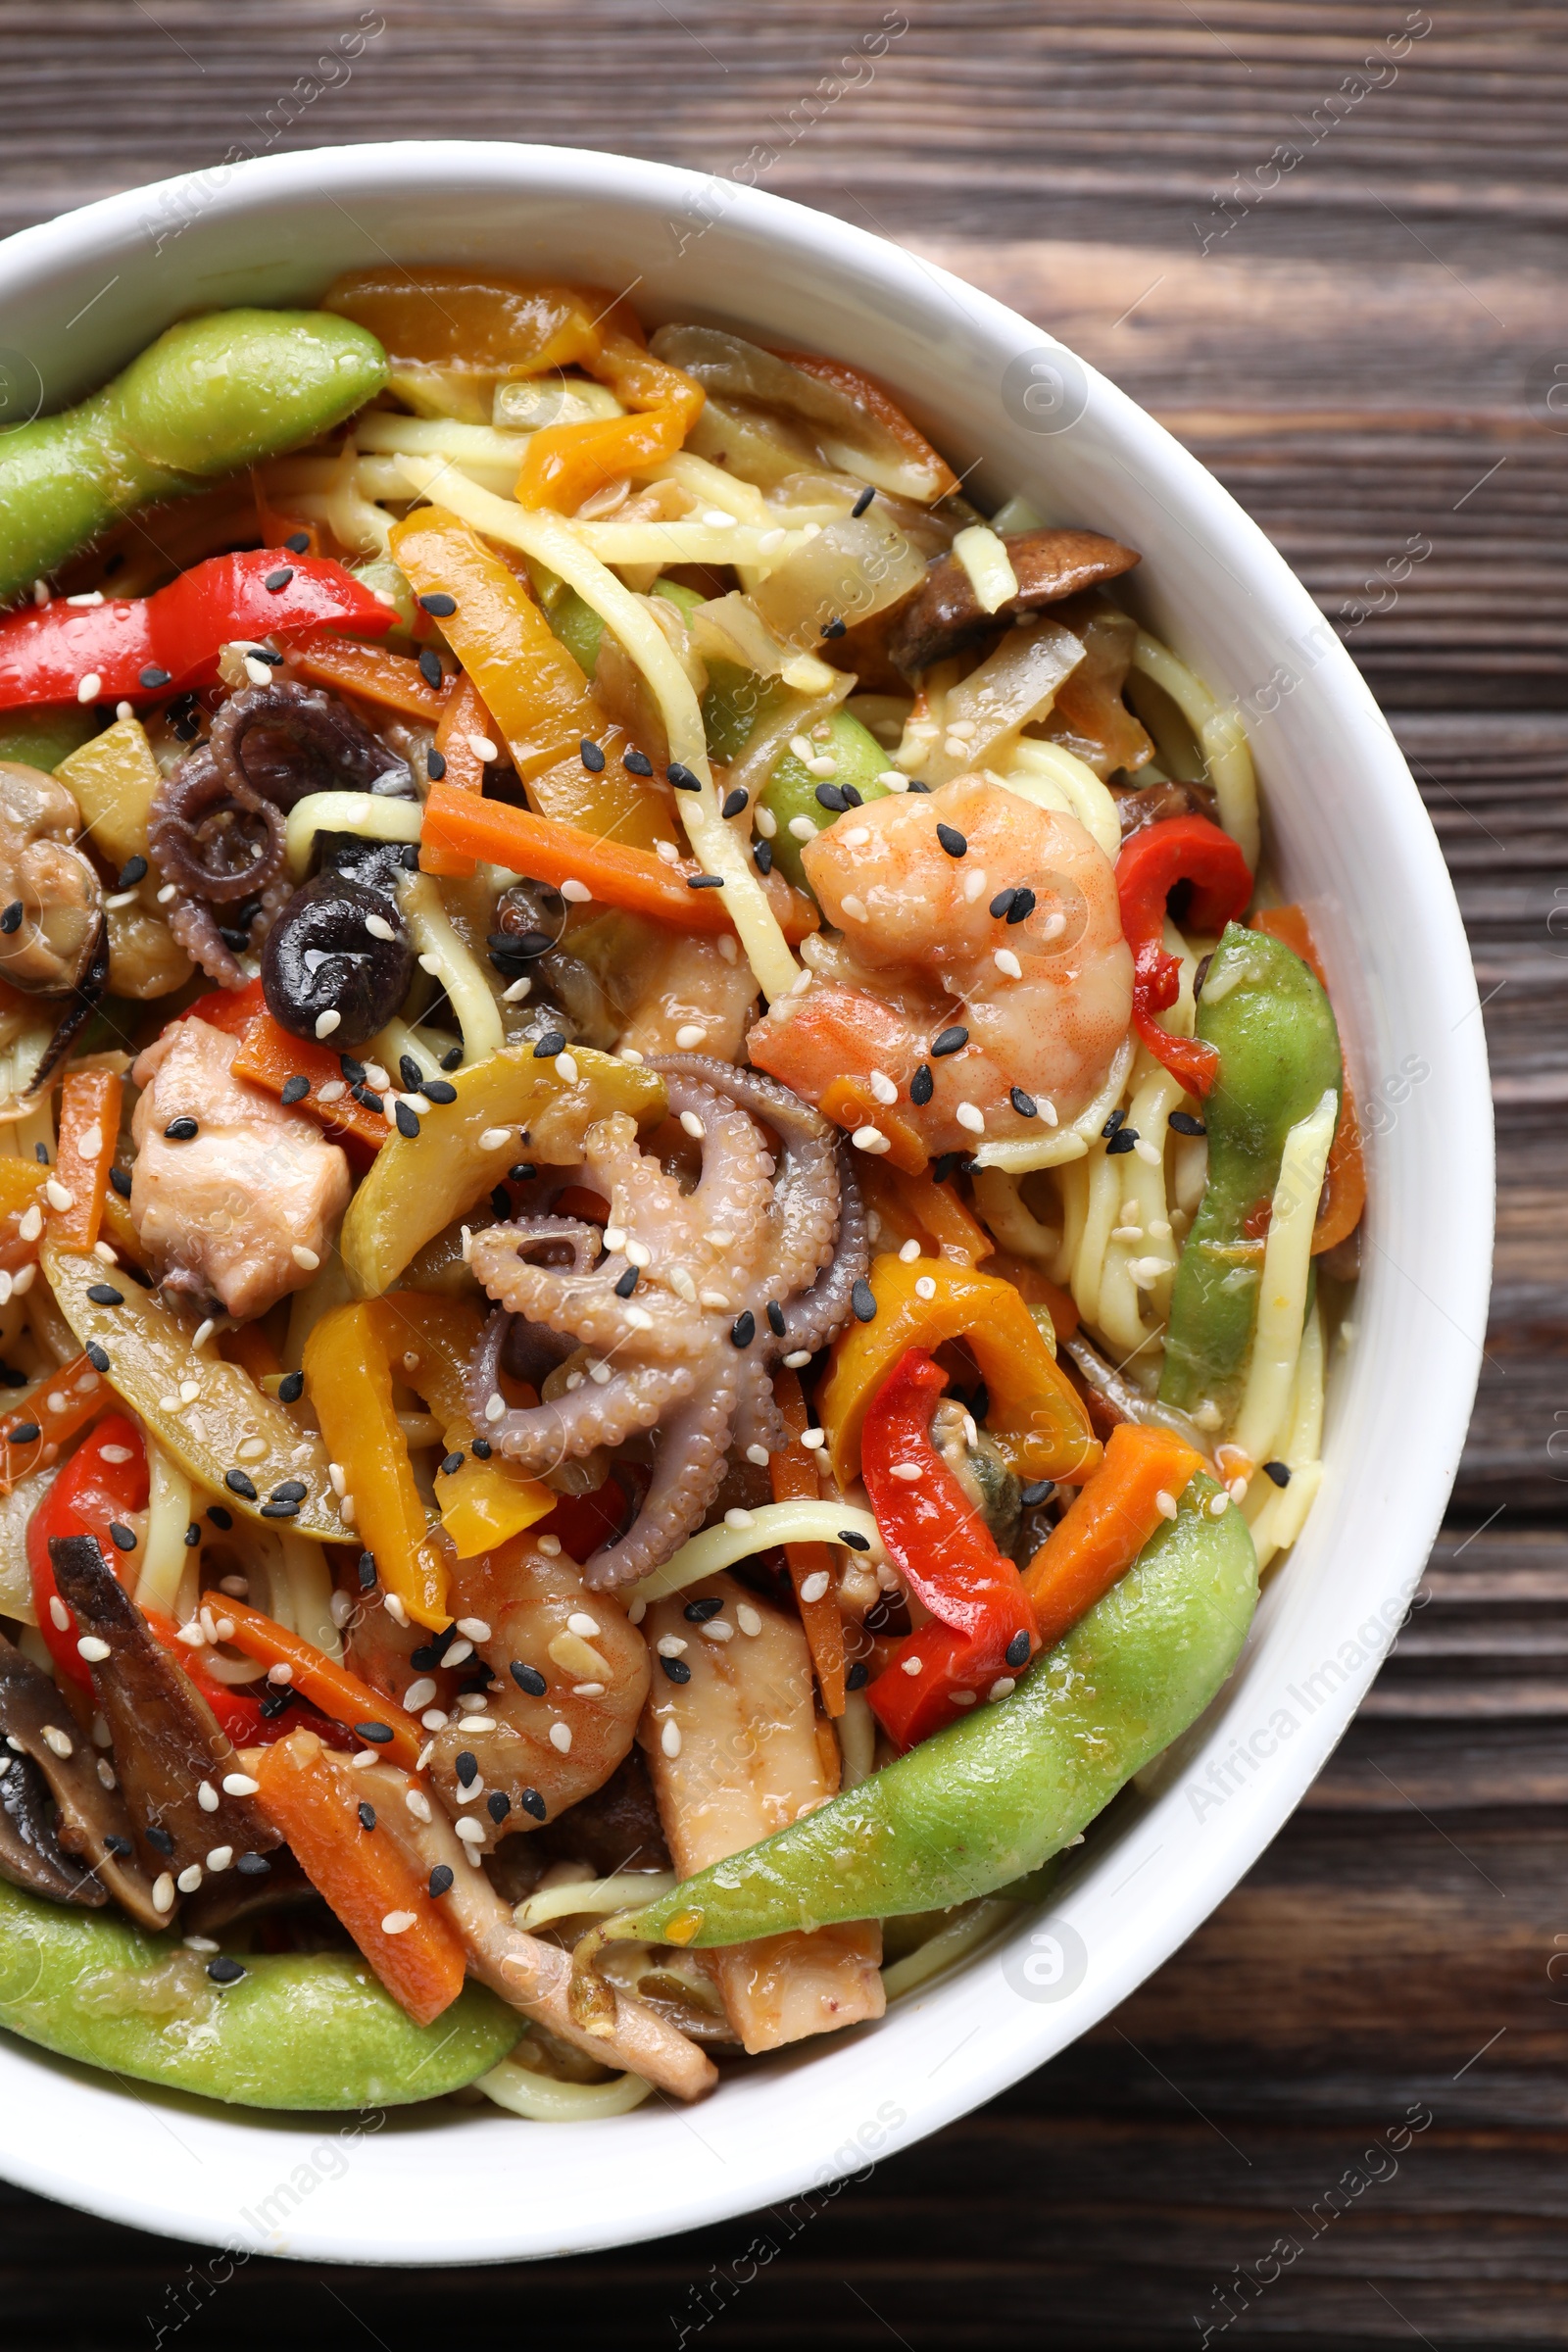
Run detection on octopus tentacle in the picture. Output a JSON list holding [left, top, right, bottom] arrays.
[[584, 1111, 697, 1257], [777, 1142, 867, 1356], [584, 1370, 738, 1591], [731, 1351, 788, 1463], [645, 1054, 832, 1143], [167, 893, 249, 989], [483, 1361, 697, 1474]]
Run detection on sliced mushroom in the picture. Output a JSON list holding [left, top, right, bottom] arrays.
[[24, 914, 109, 1097], [48, 1535, 281, 1882], [886, 527, 1142, 675], [1108, 777, 1220, 841], [0, 1630, 165, 1927], [0, 761, 104, 995]]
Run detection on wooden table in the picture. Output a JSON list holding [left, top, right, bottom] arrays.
[[1, 6, 1562, 2342]]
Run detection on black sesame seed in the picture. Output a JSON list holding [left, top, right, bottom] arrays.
[[614, 1266, 639, 1298], [1263, 1459, 1292, 1488], [1169, 1111, 1207, 1138], [224, 1470, 258, 1499], [33, 1145, 46, 1163], [440, 1450, 466, 1479], [936, 823, 967, 858], [270, 1480, 307, 1502], [519, 1788, 547, 1821], [667, 761, 701, 792], [820, 615, 847, 639], [687, 873, 725, 889], [277, 1371, 305, 1404], [684, 1596, 723, 1621], [264, 565, 293, 593], [721, 786, 749, 819], [235, 1852, 270, 1878], [931, 1152, 965, 1185], [623, 750, 653, 777], [258, 1685, 294, 1721], [208, 1955, 247, 1985], [487, 1790, 511, 1824], [339, 1055, 367, 1084], [441, 1045, 464, 1070], [579, 738, 606, 771], [394, 1102, 420, 1140], [1005, 1629, 1031, 1669], [851, 485, 875, 517], [105, 1833, 133, 1858], [138, 665, 172, 692], [85, 1343, 110, 1373], [1019, 1480, 1054, 1507], [471, 1439, 492, 1461], [909, 1062, 934, 1106], [163, 1115, 198, 1142], [1006, 886, 1036, 926], [3, 902, 27, 934], [1102, 1106, 1128, 1139], [426, 748, 447, 781], [217, 924, 250, 956], [839, 1528, 870, 1551], [1010, 1086, 1038, 1119], [906, 780, 931, 793], [510, 1662, 547, 1698], [753, 839, 773, 875], [417, 591, 457, 616], [730, 1308, 756, 1348], [358, 1550, 377, 1591], [355, 1722, 394, 1745], [86, 1282, 123, 1306], [931, 1026, 968, 1057], [509, 1162, 537, 1184], [283, 532, 311, 556], [846, 1660, 870, 1690], [851, 1277, 877, 1323], [279, 1074, 310, 1106], [422, 1078, 458, 1104], [206, 1505, 233, 1531], [989, 886, 1018, 920], [416, 647, 445, 690], [108, 1522, 136, 1552], [117, 855, 149, 889], [428, 1864, 455, 1898], [1193, 953, 1214, 998], [766, 1300, 786, 1339], [1105, 1127, 1138, 1155], [409, 1643, 438, 1672], [260, 1498, 300, 1520], [815, 782, 849, 813], [145, 1827, 174, 1856], [398, 1054, 423, 1093], [6, 1422, 39, 1446], [108, 1165, 132, 1199], [661, 1653, 692, 1684], [532, 1031, 566, 1058], [358, 1802, 376, 1832]]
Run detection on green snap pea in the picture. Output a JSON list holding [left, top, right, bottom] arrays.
[[602, 1474, 1256, 1948], [758, 708, 892, 891], [0, 1877, 519, 2109], [1158, 924, 1343, 1420], [0, 309, 388, 602]]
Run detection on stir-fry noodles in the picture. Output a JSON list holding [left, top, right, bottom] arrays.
[[0, 276, 1360, 2117]]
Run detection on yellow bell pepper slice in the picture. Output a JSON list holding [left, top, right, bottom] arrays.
[[341, 1042, 665, 1298], [368, 1294, 554, 1559], [818, 1252, 1102, 1491], [304, 1301, 448, 1632], [390, 507, 665, 847]]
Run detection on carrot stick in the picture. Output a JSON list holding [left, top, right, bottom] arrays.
[[290, 629, 452, 723], [419, 781, 818, 945], [769, 1368, 848, 1717], [1250, 906, 1365, 1253], [1022, 1422, 1203, 1651], [217, 1598, 426, 1770], [818, 1077, 927, 1175], [229, 1008, 389, 1152], [419, 674, 491, 879], [51, 1068, 122, 1251], [0, 1354, 111, 1494], [252, 1731, 466, 2025]]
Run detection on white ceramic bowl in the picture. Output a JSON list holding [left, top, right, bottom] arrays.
[[0, 141, 1492, 2266]]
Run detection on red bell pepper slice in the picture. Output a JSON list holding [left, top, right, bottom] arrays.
[[141, 1607, 356, 1752], [1114, 814, 1253, 1098], [27, 1411, 149, 1689], [862, 1348, 1040, 1749], [0, 550, 394, 711]]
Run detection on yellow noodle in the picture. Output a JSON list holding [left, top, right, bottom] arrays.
[[477, 2054, 653, 2121], [1131, 629, 1259, 869], [633, 1500, 883, 1602], [1230, 1089, 1338, 1463], [881, 1897, 1016, 2000], [134, 1443, 193, 1617], [513, 1874, 677, 1934], [400, 869, 504, 1062]]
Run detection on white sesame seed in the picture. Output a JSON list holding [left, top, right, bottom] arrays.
[[901, 1656, 923, 1676], [316, 1078, 346, 1103], [604, 1226, 627, 1250], [190, 1319, 215, 1350], [405, 1788, 433, 1822], [197, 1781, 220, 1813], [698, 1289, 729, 1311], [351, 1749, 378, 1768], [701, 1618, 733, 1642], [914, 1275, 938, 1300], [75, 1123, 104, 1162], [723, 1507, 755, 1531], [177, 1865, 203, 1893], [420, 1708, 449, 1731], [890, 1462, 923, 1483], [624, 1240, 652, 1267], [417, 953, 441, 974], [314, 1009, 341, 1039], [956, 1102, 986, 1135], [502, 976, 532, 1003], [556, 1052, 580, 1083], [736, 1603, 763, 1637], [567, 1611, 601, 1639], [75, 1636, 110, 1662], [746, 1444, 771, 1468], [841, 893, 868, 923], [77, 672, 102, 704], [42, 1724, 74, 1756], [456, 1616, 491, 1642], [404, 1677, 437, 1710], [484, 1391, 506, 1422], [754, 804, 777, 838], [899, 1239, 922, 1262], [674, 1023, 706, 1051], [783, 1348, 812, 1368], [1135, 1138, 1162, 1165], [477, 1127, 512, 1152], [994, 948, 1023, 980], [157, 882, 177, 905], [152, 1874, 175, 1913], [1155, 1490, 1179, 1521], [679, 1110, 705, 1140], [536, 1534, 562, 1556], [455, 1815, 489, 1845], [661, 1719, 682, 1758], [329, 1590, 355, 1628], [381, 1911, 416, 1936], [468, 734, 499, 761], [788, 814, 816, 842], [625, 1304, 654, 1331], [17, 1204, 41, 1243], [221, 1773, 260, 1797], [573, 1682, 607, 1697], [655, 838, 680, 864], [44, 1178, 73, 1211], [800, 1427, 826, 1450], [988, 1677, 1016, 1702], [364, 912, 396, 943], [867, 1070, 898, 1105], [657, 1635, 689, 1658], [952, 1690, 977, 1707], [327, 1460, 347, 1496], [852, 1125, 891, 1154], [799, 1570, 831, 1604], [206, 1846, 233, 1872], [548, 1722, 572, 1752], [48, 1596, 69, 1633], [1209, 1492, 1231, 1517]]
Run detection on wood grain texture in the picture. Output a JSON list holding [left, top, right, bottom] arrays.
[[0, 4, 1565, 2344]]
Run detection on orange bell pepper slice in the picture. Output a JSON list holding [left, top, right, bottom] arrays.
[[1022, 1422, 1203, 1650], [1251, 906, 1366, 1253], [304, 1301, 448, 1631], [252, 1731, 466, 2025], [218, 1598, 426, 1772], [289, 630, 451, 724], [769, 1368, 847, 1717], [818, 1252, 1101, 1491], [50, 1067, 121, 1252], [366, 1293, 554, 1560]]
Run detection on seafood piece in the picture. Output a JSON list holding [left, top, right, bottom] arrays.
[[749, 773, 1133, 1155], [129, 1016, 351, 1318], [639, 1572, 884, 2055]]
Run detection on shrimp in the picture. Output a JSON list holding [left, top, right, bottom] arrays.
[[425, 1534, 651, 1847], [748, 774, 1133, 1156]]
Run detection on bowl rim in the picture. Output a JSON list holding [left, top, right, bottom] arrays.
[[0, 136, 1494, 2267]]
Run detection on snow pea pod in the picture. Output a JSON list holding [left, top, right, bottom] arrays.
[[598, 1473, 1256, 1947], [1158, 923, 1343, 1420], [0, 1876, 519, 2109], [0, 309, 387, 602]]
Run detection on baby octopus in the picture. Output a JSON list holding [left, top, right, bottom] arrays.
[[466, 1057, 867, 1590]]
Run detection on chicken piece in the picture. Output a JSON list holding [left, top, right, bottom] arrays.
[[129, 1015, 351, 1318], [639, 1572, 884, 2056]]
